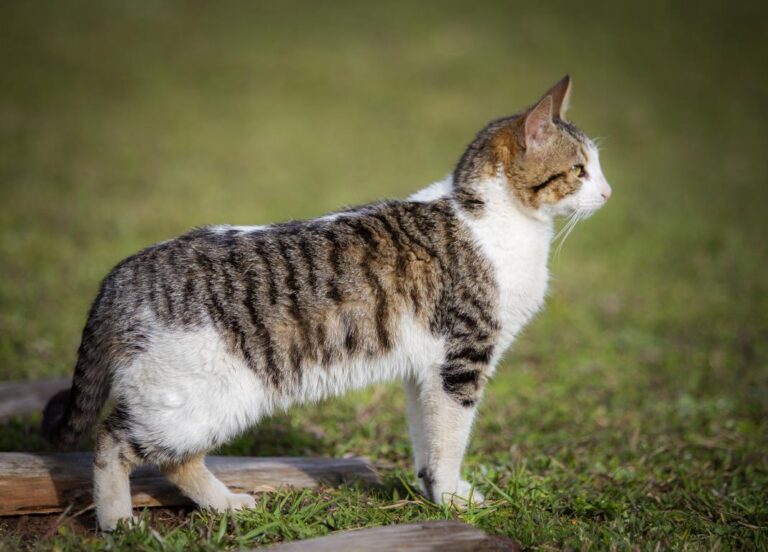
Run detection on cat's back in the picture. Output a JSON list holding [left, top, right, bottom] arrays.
[[91, 197, 497, 365]]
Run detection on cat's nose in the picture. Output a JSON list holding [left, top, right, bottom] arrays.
[[600, 184, 612, 200]]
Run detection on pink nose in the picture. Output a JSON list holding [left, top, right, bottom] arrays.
[[601, 185, 612, 200]]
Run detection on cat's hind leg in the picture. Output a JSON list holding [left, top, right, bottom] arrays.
[[162, 455, 256, 512], [404, 376, 427, 481], [94, 425, 140, 531]]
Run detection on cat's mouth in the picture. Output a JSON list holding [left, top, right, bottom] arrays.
[[577, 200, 607, 216], [573, 181, 611, 217]]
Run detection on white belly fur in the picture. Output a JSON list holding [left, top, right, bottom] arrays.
[[112, 315, 445, 456]]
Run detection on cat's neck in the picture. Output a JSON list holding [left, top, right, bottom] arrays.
[[445, 174, 554, 351], [409, 175, 555, 246], [461, 174, 554, 233]]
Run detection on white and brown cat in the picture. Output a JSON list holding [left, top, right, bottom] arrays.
[[43, 75, 611, 531]]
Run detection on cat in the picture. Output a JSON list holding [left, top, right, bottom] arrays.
[[42, 75, 611, 531]]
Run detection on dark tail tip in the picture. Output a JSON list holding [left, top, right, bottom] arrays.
[[42, 388, 71, 446]]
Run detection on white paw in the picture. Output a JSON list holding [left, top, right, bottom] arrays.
[[98, 513, 140, 533], [226, 492, 256, 511], [446, 480, 485, 509]]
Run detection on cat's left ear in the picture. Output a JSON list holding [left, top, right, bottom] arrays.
[[523, 95, 554, 151], [541, 74, 572, 120]]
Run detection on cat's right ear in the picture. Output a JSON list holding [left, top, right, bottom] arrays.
[[542, 74, 572, 120], [523, 95, 554, 151]]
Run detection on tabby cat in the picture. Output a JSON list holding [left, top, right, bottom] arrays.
[[43, 75, 611, 531]]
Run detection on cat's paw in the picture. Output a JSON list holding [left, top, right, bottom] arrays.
[[99, 514, 141, 533], [445, 480, 485, 509], [226, 492, 256, 511]]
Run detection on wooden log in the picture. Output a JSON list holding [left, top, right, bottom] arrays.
[[264, 521, 520, 551], [0, 452, 379, 516], [0, 378, 70, 421]]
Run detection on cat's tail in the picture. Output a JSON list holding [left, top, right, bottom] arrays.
[[42, 320, 116, 448]]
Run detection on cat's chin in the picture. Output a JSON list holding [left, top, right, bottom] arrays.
[[574, 206, 603, 219], [539, 205, 581, 219], [558, 200, 607, 219]]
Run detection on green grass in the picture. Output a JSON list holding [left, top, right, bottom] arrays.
[[1, 0, 767, 549]]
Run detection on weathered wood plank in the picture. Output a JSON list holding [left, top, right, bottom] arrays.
[[264, 521, 520, 551], [0, 452, 379, 516], [0, 378, 70, 421]]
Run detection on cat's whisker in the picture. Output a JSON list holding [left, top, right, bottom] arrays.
[[553, 216, 573, 245], [554, 211, 584, 260], [554, 219, 576, 260], [552, 219, 574, 260], [553, 212, 577, 242], [591, 136, 608, 150], [556, 212, 579, 242]]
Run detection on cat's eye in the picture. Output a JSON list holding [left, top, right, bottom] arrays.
[[571, 164, 587, 178]]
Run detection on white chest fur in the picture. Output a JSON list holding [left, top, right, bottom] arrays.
[[456, 177, 553, 359]]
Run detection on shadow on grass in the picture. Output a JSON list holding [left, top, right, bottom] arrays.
[[216, 414, 330, 458]]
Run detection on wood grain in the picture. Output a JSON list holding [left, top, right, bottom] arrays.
[[0, 452, 379, 516], [264, 521, 520, 551]]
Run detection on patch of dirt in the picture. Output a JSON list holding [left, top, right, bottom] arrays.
[[0, 507, 194, 547]]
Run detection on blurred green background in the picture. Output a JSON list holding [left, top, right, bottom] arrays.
[[1, 0, 766, 549]]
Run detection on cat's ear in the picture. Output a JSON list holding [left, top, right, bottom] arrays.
[[523, 95, 554, 150], [542, 74, 572, 120]]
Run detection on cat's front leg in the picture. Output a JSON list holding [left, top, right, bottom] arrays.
[[408, 367, 486, 507]]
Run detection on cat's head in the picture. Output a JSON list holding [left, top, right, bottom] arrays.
[[455, 75, 611, 219]]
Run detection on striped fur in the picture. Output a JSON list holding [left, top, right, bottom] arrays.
[[42, 75, 612, 530]]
